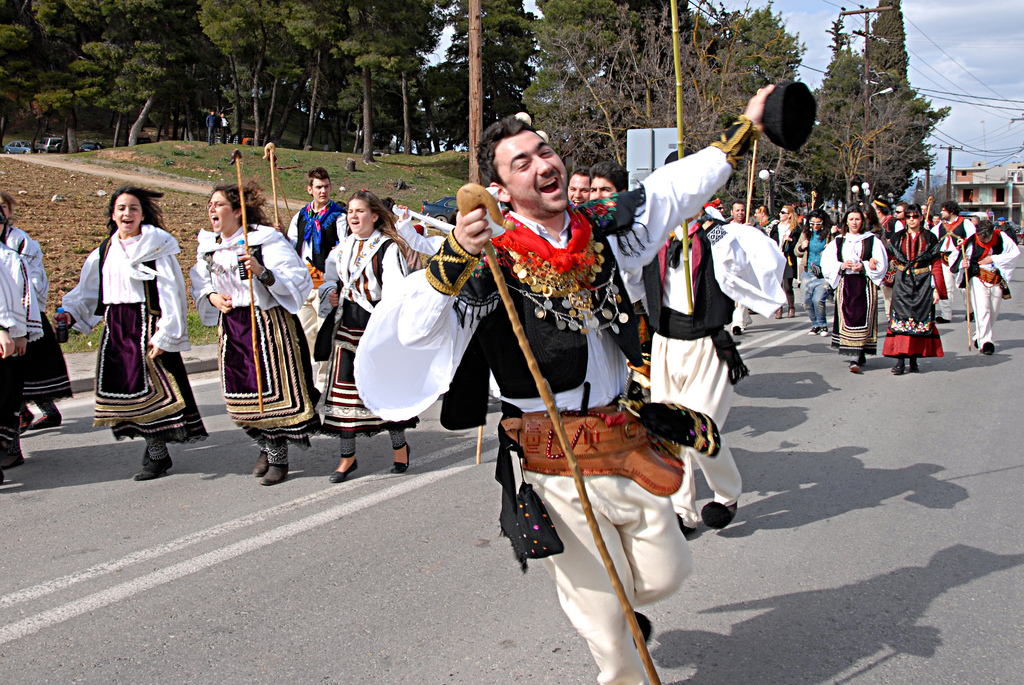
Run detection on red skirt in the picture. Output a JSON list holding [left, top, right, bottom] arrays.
[[882, 327, 944, 358]]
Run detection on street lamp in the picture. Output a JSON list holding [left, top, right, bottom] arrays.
[[759, 169, 775, 216]]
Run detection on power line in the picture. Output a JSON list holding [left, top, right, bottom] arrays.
[[903, 16, 1008, 101], [913, 87, 1024, 107]]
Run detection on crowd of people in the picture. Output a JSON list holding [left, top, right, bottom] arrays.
[[0, 84, 1019, 685]]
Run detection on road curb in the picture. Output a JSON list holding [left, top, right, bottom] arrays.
[[68, 358, 220, 395]]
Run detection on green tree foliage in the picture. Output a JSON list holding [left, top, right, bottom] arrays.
[[428, 0, 537, 150], [871, 0, 908, 84]]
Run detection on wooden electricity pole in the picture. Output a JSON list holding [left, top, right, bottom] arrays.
[[841, 5, 892, 178], [940, 145, 962, 202], [468, 0, 483, 185]]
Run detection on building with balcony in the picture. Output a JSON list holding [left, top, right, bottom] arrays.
[[950, 161, 1024, 223]]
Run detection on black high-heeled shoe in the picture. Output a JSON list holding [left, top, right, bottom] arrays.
[[329, 458, 358, 483], [391, 444, 410, 474]]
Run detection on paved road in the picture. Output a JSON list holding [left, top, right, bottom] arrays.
[[2, 285, 1022, 684]]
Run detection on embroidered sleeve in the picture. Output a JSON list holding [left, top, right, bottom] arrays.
[[710, 115, 759, 168], [425, 232, 481, 297]]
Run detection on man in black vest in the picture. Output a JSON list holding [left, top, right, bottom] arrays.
[[648, 206, 785, 535], [354, 89, 774, 683], [287, 168, 346, 390]]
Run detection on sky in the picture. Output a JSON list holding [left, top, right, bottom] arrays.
[[438, 1, 1024, 180], [724, 0, 1024, 177]]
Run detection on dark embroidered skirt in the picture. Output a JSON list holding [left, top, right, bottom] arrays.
[[94, 303, 207, 443], [219, 306, 320, 446], [0, 355, 25, 450], [831, 273, 878, 356], [21, 313, 73, 400], [321, 303, 418, 438]]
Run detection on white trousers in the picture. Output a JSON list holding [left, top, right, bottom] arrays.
[[938, 260, 955, 320], [296, 288, 328, 392], [969, 278, 1003, 346], [730, 304, 752, 331], [649, 334, 743, 527], [528, 471, 692, 685]]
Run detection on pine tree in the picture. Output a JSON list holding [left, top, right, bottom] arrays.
[[871, 0, 908, 83]]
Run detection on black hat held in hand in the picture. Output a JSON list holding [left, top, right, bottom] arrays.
[[762, 81, 816, 151]]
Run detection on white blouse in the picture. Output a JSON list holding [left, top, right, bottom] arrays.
[[191, 225, 314, 326], [2, 225, 48, 306], [820, 231, 889, 289], [318, 229, 407, 317], [0, 246, 42, 342], [61, 225, 190, 352]]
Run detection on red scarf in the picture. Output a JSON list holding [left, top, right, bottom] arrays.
[[973, 229, 1001, 260], [494, 209, 596, 274]]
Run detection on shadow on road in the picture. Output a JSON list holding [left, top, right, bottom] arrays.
[[655, 544, 1024, 684], [5, 425, 474, 492], [719, 446, 968, 538], [735, 371, 837, 401], [725, 405, 809, 438]]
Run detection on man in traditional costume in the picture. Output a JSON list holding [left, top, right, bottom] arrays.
[[952, 219, 1020, 355], [882, 204, 946, 374], [287, 168, 346, 391], [934, 201, 975, 323], [0, 227, 41, 476], [59, 187, 207, 480], [727, 201, 755, 335], [355, 88, 775, 684], [0, 192, 73, 435], [646, 205, 785, 535], [193, 181, 321, 486], [821, 208, 889, 373]]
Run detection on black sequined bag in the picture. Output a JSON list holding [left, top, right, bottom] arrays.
[[515, 482, 564, 560]]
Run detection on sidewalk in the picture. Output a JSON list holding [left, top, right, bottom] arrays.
[[65, 344, 220, 394]]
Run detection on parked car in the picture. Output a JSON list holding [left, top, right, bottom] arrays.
[[422, 196, 458, 224], [134, 136, 152, 145], [34, 135, 63, 152], [3, 140, 32, 154], [77, 141, 104, 152]]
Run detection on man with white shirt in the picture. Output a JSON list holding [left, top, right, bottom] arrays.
[[952, 218, 1020, 355], [934, 200, 975, 323], [355, 88, 774, 685], [287, 168, 346, 390]]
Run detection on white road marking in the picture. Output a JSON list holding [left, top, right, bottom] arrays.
[[742, 328, 813, 359], [0, 438, 495, 610], [0, 461, 477, 645]]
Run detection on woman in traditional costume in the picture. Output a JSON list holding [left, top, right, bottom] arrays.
[[191, 181, 320, 486], [771, 204, 801, 318], [316, 190, 416, 483], [0, 191, 73, 435], [0, 231, 41, 479], [821, 208, 889, 373], [58, 187, 207, 480], [882, 203, 946, 374]]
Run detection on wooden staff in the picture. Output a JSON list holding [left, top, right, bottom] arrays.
[[810, 190, 817, 211], [745, 138, 759, 221], [670, 0, 691, 318], [456, 185, 662, 685], [475, 425, 483, 465], [231, 150, 265, 413], [924, 195, 934, 230], [262, 143, 281, 230]]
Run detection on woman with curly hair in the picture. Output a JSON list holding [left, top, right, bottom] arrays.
[[315, 190, 417, 482], [58, 187, 207, 480], [191, 180, 320, 486]]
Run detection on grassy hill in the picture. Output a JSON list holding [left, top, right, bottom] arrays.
[[73, 142, 470, 211]]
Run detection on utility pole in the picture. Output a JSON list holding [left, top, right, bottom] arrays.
[[940, 145, 962, 202], [468, 0, 483, 184], [840, 5, 892, 176]]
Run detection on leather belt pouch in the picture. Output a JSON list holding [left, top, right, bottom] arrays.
[[501, 406, 683, 497]]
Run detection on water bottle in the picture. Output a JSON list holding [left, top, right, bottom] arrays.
[[236, 240, 249, 281], [54, 307, 69, 343]]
